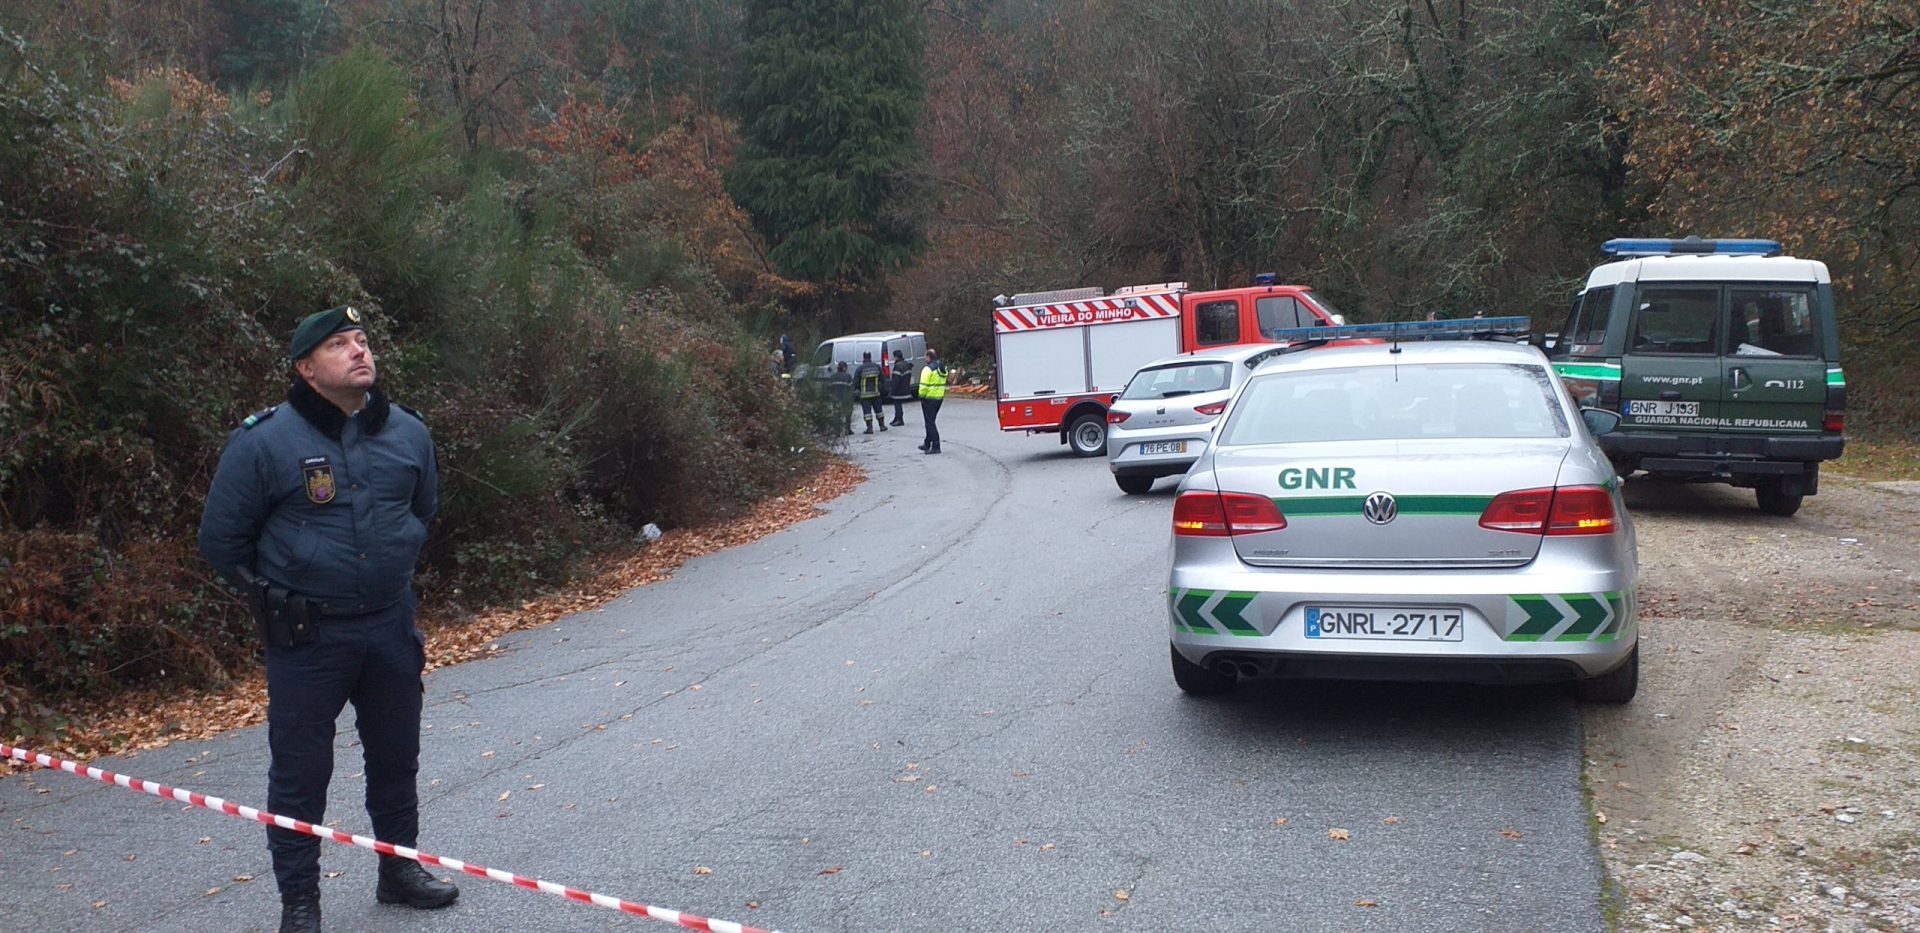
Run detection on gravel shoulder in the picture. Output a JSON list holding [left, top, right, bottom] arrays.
[[1583, 473, 1920, 931]]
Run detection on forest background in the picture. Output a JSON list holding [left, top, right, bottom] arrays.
[[3, 0, 1916, 737]]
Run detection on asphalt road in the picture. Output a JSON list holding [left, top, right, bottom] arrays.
[[0, 398, 1606, 932]]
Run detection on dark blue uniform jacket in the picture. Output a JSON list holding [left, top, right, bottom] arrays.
[[198, 383, 437, 617]]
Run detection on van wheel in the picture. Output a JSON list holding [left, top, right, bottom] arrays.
[[1171, 644, 1236, 696], [1066, 414, 1107, 457], [1756, 482, 1804, 517], [1570, 644, 1638, 704], [1116, 475, 1154, 495]]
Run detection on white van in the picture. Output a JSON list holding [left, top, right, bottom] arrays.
[[800, 331, 927, 383]]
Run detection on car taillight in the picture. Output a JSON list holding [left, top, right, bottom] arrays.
[[1173, 491, 1286, 536], [1194, 400, 1227, 416], [1547, 486, 1617, 535], [1480, 486, 1616, 535], [1824, 410, 1844, 433], [1480, 488, 1553, 534], [1107, 409, 1130, 424]]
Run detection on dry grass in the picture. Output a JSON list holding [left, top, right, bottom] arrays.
[[1834, 437, 1920, 482]]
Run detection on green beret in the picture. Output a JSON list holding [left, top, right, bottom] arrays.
[[288, 305, 366, 361]]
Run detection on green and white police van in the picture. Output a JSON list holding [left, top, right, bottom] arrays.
[[1544, 237, 1845, 516]]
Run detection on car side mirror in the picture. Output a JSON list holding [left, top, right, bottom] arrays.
[[1580, 407, 1622, 436]]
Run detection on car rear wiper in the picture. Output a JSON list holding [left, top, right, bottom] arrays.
[[1160, 390, 1195, 398]]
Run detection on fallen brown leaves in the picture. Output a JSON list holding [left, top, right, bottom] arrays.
[[2, 459, 865, 772]]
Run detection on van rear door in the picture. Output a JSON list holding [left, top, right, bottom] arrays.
[[1619, 285, 1723, 431], [1721, 286, 1826, 434]]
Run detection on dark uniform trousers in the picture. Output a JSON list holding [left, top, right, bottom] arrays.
[[921, 398, 942, 450], [265, 591, 426, 897]]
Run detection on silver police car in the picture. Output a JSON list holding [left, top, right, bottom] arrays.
[[1167, 321, 1640, 702], [1108, 345, 1291, 495]]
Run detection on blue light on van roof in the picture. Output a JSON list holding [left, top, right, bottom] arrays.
[[1601, 237, 1782, 257], [1262, 315, 1531, 344]]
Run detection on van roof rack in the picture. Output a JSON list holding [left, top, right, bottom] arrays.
[[1009, 286, 1106, 305]]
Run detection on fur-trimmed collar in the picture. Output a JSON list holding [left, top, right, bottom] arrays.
[[287, 379, 391, 439]]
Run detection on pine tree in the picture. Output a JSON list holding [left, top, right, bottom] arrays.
[[728, 0, 926, 301]]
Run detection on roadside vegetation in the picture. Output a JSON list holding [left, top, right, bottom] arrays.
[[4, 1, 1916, 743]]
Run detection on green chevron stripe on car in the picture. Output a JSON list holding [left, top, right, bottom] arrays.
[[1211, 592, 1261, 636], [1507, 596, 1564, 641], [1274, 494, 1495, 517], [1174, 589, 1217, 634], [1505, 591, 1629, 642], [1553, 362, 1623, 381], [1554, 594, 1611, 641], [1826, 368, 1845, 387], [1597, 592, 1627, 641]]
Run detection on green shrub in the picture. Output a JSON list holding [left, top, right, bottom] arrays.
[[0, 37, 834, 725]]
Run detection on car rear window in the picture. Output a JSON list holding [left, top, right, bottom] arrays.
[[1629, 287, 1719, 354], [1220, 362, 1570, 444], [1122, 361, 1232, 400], [1729, 288, 1818, 357]]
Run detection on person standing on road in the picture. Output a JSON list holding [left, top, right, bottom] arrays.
[[197, 306, 458, 933], [887, 349, 913, 426], [829, 360, 855, 435], [854, 351, 887, 434], [779, 333, 796, 374], [918, 348, 948, 454]]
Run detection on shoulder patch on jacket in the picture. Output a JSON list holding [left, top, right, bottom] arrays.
[[241, 406, 278, 429], [394, 402, 425, 424]]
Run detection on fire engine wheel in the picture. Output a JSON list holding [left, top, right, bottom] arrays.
[[1066, 414, 1107, 457]]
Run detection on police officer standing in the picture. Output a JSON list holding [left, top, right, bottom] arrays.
[[198, 307, 457, 932], [917, 348, 948, 454]]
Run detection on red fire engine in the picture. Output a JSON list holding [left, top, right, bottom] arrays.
[[993, 279, 1347, 455]]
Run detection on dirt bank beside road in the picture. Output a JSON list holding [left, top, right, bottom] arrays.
[[1585, 474, 1920, 931]]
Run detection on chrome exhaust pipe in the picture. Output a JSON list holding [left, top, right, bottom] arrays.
[[1236, 661, 1261, 679], [1213, 660, 1241, 680]]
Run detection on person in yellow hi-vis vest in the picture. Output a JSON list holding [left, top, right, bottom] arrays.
[[917, 348, 948, 454]]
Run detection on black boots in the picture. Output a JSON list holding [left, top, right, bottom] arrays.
[[279, 897, 321, 932], [277, 859, 455, 931], [376, 857, 460, 910]]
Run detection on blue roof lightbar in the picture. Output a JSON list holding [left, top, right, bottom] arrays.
[[1601, 237, 1781, 258], [1262, 315, 1531, 345]]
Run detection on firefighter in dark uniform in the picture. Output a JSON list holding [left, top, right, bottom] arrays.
[[198, 306, 457, 932], [854, 351, 887, 433]]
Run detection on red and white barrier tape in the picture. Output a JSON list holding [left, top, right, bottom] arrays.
[[3, 743, 781, 933]]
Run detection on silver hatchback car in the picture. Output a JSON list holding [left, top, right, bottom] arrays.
[[1108, 345, 1291, 495], [1167, 326, 1640, 702]]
